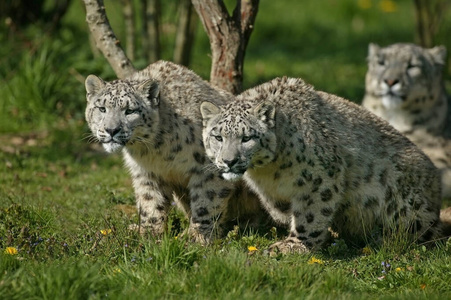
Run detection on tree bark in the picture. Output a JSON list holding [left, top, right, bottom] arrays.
[[191, 0, 259, 94], [83, 0, 136, 79], [173, 0, 197, 66], [121, 0, 135, 61], [88, 32, 101, 58], [141, 0, 161, 62], [413, 0, 448, 48]]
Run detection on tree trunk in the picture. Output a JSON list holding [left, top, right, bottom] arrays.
[[141, 0, 161, 62], [83, 0, 136, 79], [173, 0, 197, 66], [191, 0, 259, 94], [413, 0, 447, 48], [121, 0, 135, 61], [88, 33, 101, 58]]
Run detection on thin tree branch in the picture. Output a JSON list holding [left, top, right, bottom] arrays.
[[83, 0, 136, 78], [235, 0, 259, 48]]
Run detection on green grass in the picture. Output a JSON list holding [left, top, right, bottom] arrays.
[[1, 0, 451, 298]]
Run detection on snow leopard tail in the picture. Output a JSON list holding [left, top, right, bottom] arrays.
[[440, 207, 451, 238]]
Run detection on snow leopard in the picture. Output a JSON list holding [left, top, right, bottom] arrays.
[[85, 60, 268, 243], [362, 43, 451, 198], [201, 76, 446, 253]]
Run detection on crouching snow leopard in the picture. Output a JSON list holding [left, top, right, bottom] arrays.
[[85, 60, 268, 243], [362, 43, 451, 198], [201, 77, 446, 253]]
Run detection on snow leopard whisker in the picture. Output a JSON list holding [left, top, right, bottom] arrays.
[[202, 162, 220, 173], [81, 133, 99, 144], [134, 136, 154, 151]]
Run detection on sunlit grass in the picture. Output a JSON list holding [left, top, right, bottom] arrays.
[[1, 137, 451, 298]]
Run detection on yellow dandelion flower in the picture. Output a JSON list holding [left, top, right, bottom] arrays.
[[379, 0, 397, 13], [358, 0, 372, 10], [113, 267, 122, 274], [308, 257, 324, 265], [247, 246, 258, 252], [174, 236, 178, 240], [395, 267, 403, 272], [362, 246, 372, 255], [4, 247, 18, 255], [100, 229, 112, 236]]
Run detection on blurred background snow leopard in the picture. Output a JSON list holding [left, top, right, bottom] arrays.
[[362, 43, 451, 199]]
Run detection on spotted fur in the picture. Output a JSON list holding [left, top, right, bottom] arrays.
[[85, 60, 267, 243], [362, 43, 451, 198], [201, 77, 445, 253]]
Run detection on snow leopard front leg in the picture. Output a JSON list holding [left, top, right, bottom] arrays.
[[188, 171, 235, 244], [270, 181, 339, 254], [124, 154, 172, 235], [130, 169, 173, 235]]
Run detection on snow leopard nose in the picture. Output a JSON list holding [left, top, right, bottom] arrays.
[[223, 158, 238, 168], [384, 78, 399, 87], [105, 127, 121, 137]]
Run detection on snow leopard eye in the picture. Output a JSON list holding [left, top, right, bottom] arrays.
[[241, 136, 252, 143], [407, 61, 421, 69], [98, 107, 106, 113], [213, 135, 223, 142], [125, 108, 138, 115]]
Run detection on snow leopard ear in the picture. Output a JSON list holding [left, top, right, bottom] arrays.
[[200, 101, 221, 126], [428, 45, 447, 66], [138, 79, 160, 107], [254, 101, 275, 128], [367, 43, 380, 60], [85, 75, 105, 99]]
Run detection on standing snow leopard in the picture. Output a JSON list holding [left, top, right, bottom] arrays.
[[362, 43, 451, 198], [85, 60, 268, 243], [201, 77, 445, 253]]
